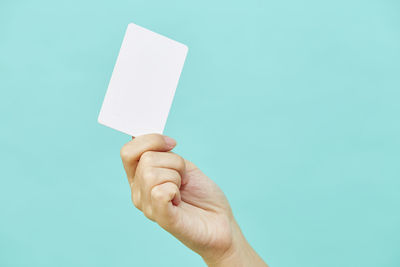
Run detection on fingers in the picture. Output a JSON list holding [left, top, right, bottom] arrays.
[[135, 151, 185, 195], [137, 167, 182, 204], [151, 182, 180, 224], [133, 177, 181, 224], [120, 134, 177, 184], [144, 167, 182, 189], [130, 152, 186, 225], [121, 134, 186, 225], [139, 151, 186, 175], [133, 164, 182, 209]]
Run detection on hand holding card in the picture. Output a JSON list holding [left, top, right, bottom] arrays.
[[98, 23, 188, 136]]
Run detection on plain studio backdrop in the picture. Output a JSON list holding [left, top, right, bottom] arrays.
[[0, 1, 399, 266]]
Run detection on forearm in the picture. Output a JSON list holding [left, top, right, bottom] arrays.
[[203, 221, 268, 267]]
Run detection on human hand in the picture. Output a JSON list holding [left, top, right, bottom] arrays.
[[120, 134, 267, 267]]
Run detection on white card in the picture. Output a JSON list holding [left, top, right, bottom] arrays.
[[98, 23, 188, 136]]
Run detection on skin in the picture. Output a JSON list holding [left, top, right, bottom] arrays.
[[120, 134, 268, 267]]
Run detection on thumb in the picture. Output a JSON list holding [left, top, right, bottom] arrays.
[[121, 134, 177, 180]]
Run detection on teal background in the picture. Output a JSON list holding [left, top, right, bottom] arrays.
[[1, 0, 399, 266]]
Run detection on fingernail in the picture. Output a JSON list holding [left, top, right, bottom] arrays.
[[163, 136, 176, 149]]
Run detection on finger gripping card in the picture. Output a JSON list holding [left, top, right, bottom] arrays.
[[98, 23, 188, 136]]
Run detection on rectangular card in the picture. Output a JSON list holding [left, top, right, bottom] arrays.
[[98, 23, 188, 136]]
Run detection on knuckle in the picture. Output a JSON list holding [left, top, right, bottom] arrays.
[[120, 144, 133, 162], [140, 151, 156, 165], [151, 186, 167, 202], [142, 167, 156, 180], [143, 206, 154, 221], [177, 156, 186, 171], [131, 191, 141, 209], [174, 172, 182, 188], [132, 197, 139, 208]]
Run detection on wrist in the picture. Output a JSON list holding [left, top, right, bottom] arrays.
[[202, 220, 268, 267]]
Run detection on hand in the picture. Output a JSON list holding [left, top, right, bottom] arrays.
[[120, 134, 268, 266]]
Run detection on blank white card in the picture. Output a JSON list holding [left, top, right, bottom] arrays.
[[98, 23, 188, 136]]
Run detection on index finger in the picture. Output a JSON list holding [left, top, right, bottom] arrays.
[[120, 134, 177, 183]]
